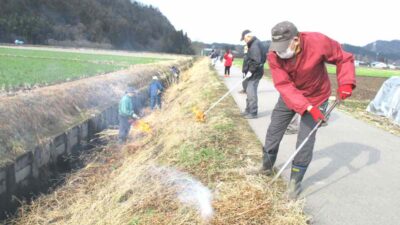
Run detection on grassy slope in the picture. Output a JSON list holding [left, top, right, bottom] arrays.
[[0, 47, 164, 88], [12, 58, 308, 225]]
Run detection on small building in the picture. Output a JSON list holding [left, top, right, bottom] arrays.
[[371, 62, 387, 69], [201, 48, 214, 56]]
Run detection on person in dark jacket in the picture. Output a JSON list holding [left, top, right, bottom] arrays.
[[149, 76, 164, 110], [118, 87, 140, 144], [209, 49, 219, 66], [171, 66, 180, 83], [241, 30, 266, 119], [261, 21, 356, 198]]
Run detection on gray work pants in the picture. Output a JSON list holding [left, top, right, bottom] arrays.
[[242, 77, 249, 91], [245, 78, 261, 115], [263, 97, 327, 167], [118, 115, 131, 143]]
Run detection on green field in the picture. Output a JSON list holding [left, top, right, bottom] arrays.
[[233, 58, 399, 78], [0, 47, 166, 89], [326, 64, 399, 78]]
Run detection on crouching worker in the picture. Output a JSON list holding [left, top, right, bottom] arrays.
[[261, 21, 356, 198], [149, 76, 164, 110], [171, 66, 181, 83], [118, 87, 140, 144]]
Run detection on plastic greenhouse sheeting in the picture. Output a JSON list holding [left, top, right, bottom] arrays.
[[366, 76, 400, 124]]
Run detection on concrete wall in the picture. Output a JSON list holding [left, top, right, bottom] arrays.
[[0, 103, 123, 217]]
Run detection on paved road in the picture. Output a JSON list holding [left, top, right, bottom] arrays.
[[215, 62, 400, 225]]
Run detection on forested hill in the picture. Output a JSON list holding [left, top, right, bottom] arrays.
[[0, 0, 194, 54]]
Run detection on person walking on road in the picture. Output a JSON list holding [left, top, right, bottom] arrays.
[[223, 49, 234, 77], [261, 21, 356, 198], [210, 49, 219, 66], [240, 30, 266, 119], [149, 75, 164, 110], [118, 87, 140, 144]]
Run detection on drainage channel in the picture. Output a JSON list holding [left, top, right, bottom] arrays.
[[0, 90, 149, 221]]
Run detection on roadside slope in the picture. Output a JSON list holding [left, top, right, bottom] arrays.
[[12, 58, 308, 225]]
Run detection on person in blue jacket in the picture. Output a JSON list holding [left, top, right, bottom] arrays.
[[149, 76, 164, 110], [118, 86, 140, 144]]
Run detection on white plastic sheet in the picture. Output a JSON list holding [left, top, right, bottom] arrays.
[[367, 76, 400, 124]]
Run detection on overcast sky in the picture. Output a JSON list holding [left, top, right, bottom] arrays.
[[138, 0, 399, 46]]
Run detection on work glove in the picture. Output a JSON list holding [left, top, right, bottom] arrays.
[[131, 113, 140, 119], [337, 84, 353, 100], [243, 72, 252, 80], [308, 106, 326, 123]]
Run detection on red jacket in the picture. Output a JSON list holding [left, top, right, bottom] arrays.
[[267, 32, 356, 114], [224, 52, 234, 67]]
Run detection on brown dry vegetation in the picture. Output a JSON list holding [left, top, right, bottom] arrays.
[[10, 58, 308, 225], [0, 58, 192, 166], [327, 74, 400, 136]]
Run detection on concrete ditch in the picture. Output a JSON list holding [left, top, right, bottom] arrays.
[[0, 58, 193, 219]]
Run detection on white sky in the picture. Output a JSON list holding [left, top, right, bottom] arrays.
[[138, 0, 399, 46]]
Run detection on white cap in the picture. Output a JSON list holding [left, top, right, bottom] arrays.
[[152, 76, 158, 80]]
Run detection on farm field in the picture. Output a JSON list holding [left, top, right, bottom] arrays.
[[233, 58, 400, 78], [0, 46, 167, 89]]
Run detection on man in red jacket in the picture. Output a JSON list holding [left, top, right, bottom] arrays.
[[262, 21, 356, 198]]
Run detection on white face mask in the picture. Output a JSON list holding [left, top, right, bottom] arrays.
[[276, 47, 295, 59]]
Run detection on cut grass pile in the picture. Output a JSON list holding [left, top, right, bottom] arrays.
[[0, 47, 166, 89], [10, 58, 308, 225]]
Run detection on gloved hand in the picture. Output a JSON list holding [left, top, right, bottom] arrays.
[[131, 113, 140, 119], [308, 106, 326, 122], [243, 72, 252, 80], [337, 84, 353, 100]]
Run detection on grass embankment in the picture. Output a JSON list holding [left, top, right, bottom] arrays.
[[0, 47, 165, 89], [11, 58, 308, 225], [337, 100, 400, 136]]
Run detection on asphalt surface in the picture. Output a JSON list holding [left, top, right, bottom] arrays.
[[215, 62, 400, 225]]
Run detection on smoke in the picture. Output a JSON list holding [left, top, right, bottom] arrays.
[[150, 166, 214, 220]]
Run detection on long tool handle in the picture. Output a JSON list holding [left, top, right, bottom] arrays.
[[271, 100, 340, 183], [204, 78, 245, 115]]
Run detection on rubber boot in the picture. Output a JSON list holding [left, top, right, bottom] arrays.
[[287, 165, 307, 199], [262, 153, 277, 171]]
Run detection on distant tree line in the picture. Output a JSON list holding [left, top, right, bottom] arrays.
[[0, 0, 194, 54]]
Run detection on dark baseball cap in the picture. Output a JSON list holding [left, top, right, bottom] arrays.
[[269, 21, 298, 52], [240, 29, 251, 41]]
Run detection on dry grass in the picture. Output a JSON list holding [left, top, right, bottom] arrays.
[[338, 100, 400, 136], [0, 58, 192, 165], [10, 58, 308, 225]]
